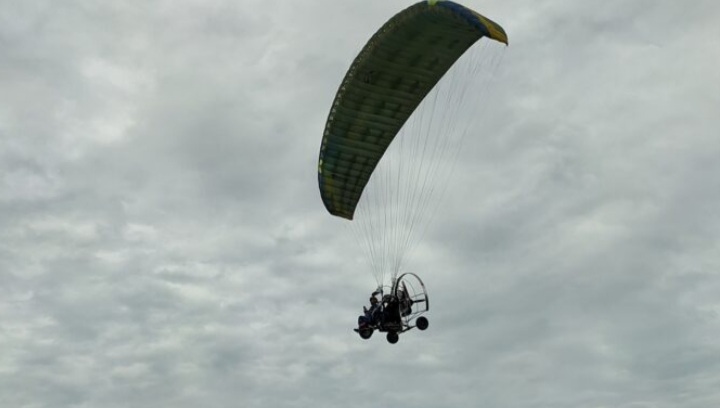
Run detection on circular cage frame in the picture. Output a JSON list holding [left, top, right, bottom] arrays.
[[392, 272, 429, 331]]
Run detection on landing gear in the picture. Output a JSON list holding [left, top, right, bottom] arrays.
[[358, 327, 373, 339], [416, 316, 429, 331]]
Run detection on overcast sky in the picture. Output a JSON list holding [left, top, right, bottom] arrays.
[[2, 0, 720, 407]]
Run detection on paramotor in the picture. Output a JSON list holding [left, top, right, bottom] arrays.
[[317, 1, 508, 342]]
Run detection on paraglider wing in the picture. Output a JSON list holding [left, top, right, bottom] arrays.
[[317, 0, 508, 220]]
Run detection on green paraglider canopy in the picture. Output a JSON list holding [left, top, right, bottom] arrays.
[[318, 0, 508, 220]]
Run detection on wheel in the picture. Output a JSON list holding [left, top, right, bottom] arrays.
[[386, 331, 399, 344], [416, 316, 429, 331], [359, 328, 373, 340]]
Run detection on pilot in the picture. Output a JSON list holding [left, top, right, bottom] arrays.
[[358, 291, 381, 328]]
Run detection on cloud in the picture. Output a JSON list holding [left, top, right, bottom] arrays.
[[2, 1, 719, 407]]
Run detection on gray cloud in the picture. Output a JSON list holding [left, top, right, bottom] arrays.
[[2, 0, 719, 407]]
